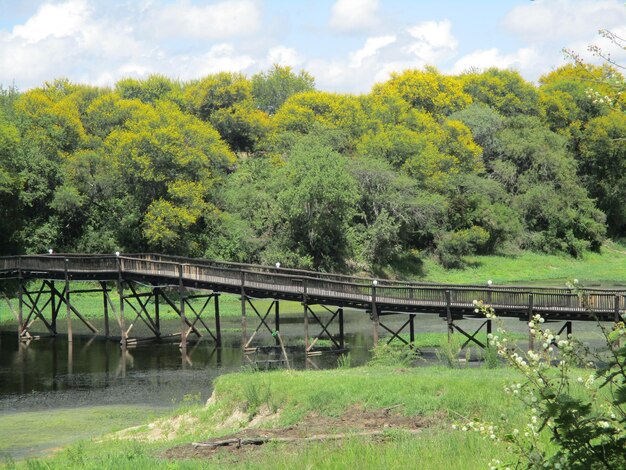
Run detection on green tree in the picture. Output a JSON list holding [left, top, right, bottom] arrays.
[[116, 74, 183, 106], [579, 111, 626, 236], [272, 135, 358, 270], [252, 65, 315, 114], [461, 68, 540, 117]]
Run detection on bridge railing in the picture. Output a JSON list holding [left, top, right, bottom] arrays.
[[1, 254, 624, 316]]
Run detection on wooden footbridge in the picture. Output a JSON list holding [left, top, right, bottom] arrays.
[[1, 253, 624, 354]]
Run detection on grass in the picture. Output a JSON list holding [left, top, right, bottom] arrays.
[[401, 331, 527, 349], [3, 366, 557, 469], [410, 241, 626, 286], [0, 405, 167, 461]]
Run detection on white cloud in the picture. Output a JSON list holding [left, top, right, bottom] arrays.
[[452, 47, 540, 75], [329, 0, 379, 33], [0, 0, 146, 88], [308, 21, 460, 93], [146, 0, 262, 40], [501, 0, 626, 80], [266, 46, 303, 68], [504, 0, 626, 43], [349, 35, 396, 67], [405, 20, 458, 63], [12, 0, 90, 44], [174, 44, 256, 79]]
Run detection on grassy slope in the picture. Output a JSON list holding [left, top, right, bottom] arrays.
[[7, 366, 555, 469], [400, 241, 626, 286]]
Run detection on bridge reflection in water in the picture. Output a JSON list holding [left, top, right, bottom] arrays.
[[1, 253, 624, 361]]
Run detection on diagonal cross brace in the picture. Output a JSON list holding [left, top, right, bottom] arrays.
[[184, 295, 218, 342], [380, 317, 413, 346], [306, 306, 341, 351], [123, 283, 159, 337], [243, 299, 276, 349], [450, 319, 491, 350]]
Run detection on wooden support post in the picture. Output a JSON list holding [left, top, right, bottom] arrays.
[[178, 264, 187, 354], [154, 287, 161, 338], [214, 294, 221, 347], [446, 290, 452, 342], [117, 256, 126, 350], [410, 314, 415, 345], [241, 271, 247, 349], [17, 257, 23, 340], [486, 318, 492, 336], [101, 282, 110, 338], [303, 279, 309, 352], [615, 295, 621, 323], [372, 282, 379, 345], [67, 334, 73, 377], [50, 280, 57, 333], [274, 299, 280, 346], [528, 293, 534, 351], [339, 308, 344, 349], [64, 258, 73, 344]]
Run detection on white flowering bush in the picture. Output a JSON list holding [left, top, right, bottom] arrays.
[[455, 295, 626, 469]]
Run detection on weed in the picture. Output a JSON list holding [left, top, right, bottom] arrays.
[[436, 335, 463, 368], [367, 343, 419, 367], [337, 352, 351, 369]]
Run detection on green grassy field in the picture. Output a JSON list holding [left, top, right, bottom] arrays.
[[409, 241, 626, 286]]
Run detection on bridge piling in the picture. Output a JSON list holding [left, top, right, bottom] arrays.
[[101, 282, 110, 338], [178, 264, 188, 358], [64, 258, 73, 344], [214, 294, 221, 346], [241, 271, 247, 349], [154, 286, 160, 338], [371, 283, 379, 345], [50, 281, 57, 333], [117, 257, 126, 350], [274, 299, 280, 347], [17, 258, 23, 340], [445, 290, 452, 342]]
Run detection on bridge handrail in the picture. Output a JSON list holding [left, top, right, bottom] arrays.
[[0, 254, 625, 313]]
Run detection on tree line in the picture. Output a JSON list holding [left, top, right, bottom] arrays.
[[0, 63, 624, 273]]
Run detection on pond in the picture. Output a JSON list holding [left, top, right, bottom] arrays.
[[0, 310, 611, 459]]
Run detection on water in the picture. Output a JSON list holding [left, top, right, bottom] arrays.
[[0, 313, 381, 412], [0, 309, 615, 460]]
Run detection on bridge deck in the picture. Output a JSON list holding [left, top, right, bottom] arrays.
[[1, 254, 624, 322]]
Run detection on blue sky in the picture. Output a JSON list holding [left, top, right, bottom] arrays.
[[0, 0, 625, 93]]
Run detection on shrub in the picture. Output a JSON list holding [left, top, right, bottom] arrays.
[[457, 296, 626, 469]]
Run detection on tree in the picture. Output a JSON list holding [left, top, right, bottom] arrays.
[[272, 135, 358, 270], [579, 111, 626, 236], [115, 75, 183, 106], [274, 90, 367, 142], [461, 68, 540, 117], [252, 65, 315, 114], [374, 67, 472, 116], [105, 100, 236, 251], [183, 72, 252, 121]]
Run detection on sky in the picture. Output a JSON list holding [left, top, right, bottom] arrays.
[[0, 0, 625, 93]]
